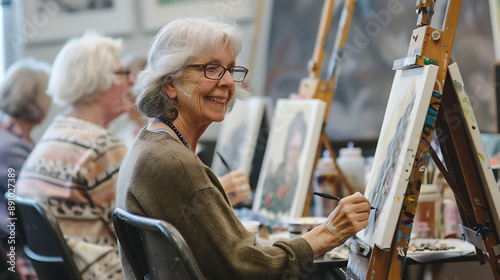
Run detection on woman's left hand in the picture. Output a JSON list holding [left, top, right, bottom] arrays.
[[219, 170, 251, 206]]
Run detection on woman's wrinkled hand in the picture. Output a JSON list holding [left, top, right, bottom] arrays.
[[219, 170, 251, 206], [324, 192, 371, 244]]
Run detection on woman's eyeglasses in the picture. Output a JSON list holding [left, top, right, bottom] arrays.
[[114, 69, 131, 76], [185, 63, 249, 82]]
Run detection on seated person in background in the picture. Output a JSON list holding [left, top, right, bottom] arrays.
[[109, 52, 148, 148], [0, 58, 52, 280], [18, 32, 133, 280], [116, 17, 370, 279]]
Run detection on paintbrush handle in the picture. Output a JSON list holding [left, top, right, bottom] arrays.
[[312, 192, 376, 210], [312, 192, 342, 201], [216, 151, 232, 172]]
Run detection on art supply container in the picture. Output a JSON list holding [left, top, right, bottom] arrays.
[[241, 220, 261, 237], [337, 142, 366, 194], [312, 150, 339, 216], [413, 184, 442, 239]]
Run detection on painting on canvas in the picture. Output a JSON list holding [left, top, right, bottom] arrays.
[[449, 62, 500, 238], [252, 99, 326, 222], [211, 97, 266, 178], [358, 65, 438, 249]]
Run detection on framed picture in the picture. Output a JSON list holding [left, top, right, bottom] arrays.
[[140, 0, 254, 32], [358, 65, 439, 249], [211, 96, 266, 178], [252, 99, 326, 222], [22, 0, 135, 43], [449, 62, 500, 238]]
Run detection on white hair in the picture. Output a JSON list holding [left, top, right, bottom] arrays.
[[47, 31, 122, 105], [0, 58, 51, 122], [135, 17, 251, 118]]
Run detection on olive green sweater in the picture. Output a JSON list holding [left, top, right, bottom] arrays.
[[116, 128, 314, 280]]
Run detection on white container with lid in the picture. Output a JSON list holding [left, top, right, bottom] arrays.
[[313, 150, 339, 216], [337, 142, 366, 194]]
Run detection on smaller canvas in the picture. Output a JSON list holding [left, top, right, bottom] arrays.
[[212, 96, 266, 178], [357, 65, 439, 249], [252, 99, 326, 222], [449, 62, 500, 238]]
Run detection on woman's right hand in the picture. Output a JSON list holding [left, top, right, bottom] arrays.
[[302, 192, 371, 258], [324, 192, 371, 244]]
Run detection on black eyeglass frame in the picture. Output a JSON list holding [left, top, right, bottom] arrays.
[[114, 69, 131, 76], [185, 63, 249, 82]]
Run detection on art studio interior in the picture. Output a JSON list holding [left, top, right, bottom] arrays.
[[1, 0, 500, 279]]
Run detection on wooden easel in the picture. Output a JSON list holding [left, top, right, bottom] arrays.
[[346, 1, 500, 279], [293, 0, 358, 217]]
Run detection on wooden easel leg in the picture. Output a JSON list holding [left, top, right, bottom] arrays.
[[301, 141, 323, 217], [366, 245, 391, 280]]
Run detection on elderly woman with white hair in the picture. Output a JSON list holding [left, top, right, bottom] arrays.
[[116, 17, 370, 279], [0, 58, 51, 198], [18, 32, 133, 280], [0, 58, 51, 279]]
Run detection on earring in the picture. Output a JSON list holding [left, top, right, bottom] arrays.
[[164, 107, 178, 121]]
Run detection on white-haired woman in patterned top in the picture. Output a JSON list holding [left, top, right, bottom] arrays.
[[18, 31, 133, 280]]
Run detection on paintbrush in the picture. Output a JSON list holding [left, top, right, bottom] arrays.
[[216, 151, 236, 198], [313, 192, 376, 210], [216, 151, 232, 172]]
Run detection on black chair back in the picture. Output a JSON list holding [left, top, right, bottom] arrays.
[[112, 208, 203, 280], [14, 196, 82, 280]]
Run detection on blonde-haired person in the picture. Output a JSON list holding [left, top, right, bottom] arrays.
[[116, 17, 370, 279], [18, 32, 133, 280], [0, 58, 51, 280]]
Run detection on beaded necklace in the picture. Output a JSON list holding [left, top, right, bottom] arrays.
[[157, 116, 190, 149]]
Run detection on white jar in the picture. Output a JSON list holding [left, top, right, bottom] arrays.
[[337, 142, 366, 194], [313, 150, 339, 216]]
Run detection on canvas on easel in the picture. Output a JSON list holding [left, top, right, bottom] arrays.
[[358, 65, 438, 249], [252, 99, 326, 222], [211, 96, 266, 178], [448, 62, 500, 237], [346, 1, 500, 278]]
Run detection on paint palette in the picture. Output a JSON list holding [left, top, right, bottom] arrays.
[[407, 238, 475, 263]]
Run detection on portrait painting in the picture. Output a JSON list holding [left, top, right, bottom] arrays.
[[211, 97, 266, 178], [22, 0, 134, 43], [252, 99, 326, 222], [358, 65, 438, 249]]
